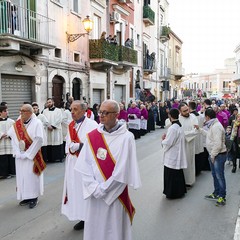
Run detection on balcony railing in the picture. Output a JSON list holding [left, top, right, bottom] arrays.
[[89, 39, 119, 62], [119, 45, 137, 65], [89, 39, 138, 67], [143, 5, 155, 25], [160, 25, 170, 43], [0, 1, 54, 45]]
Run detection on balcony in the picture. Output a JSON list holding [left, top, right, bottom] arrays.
[[143, 52, 156, 74], [118, 45, 138, 68], [89, 39, 138, 71], [0, 1, 55, 54], [160, 26, 170, 43], [143, 5, 155, 26], [89, 39, 119, 70]]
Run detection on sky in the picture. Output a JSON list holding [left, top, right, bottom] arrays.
[[168, 0, 240, 74]]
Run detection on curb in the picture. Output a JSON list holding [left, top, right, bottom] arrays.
[[234, 208, 240, 240]]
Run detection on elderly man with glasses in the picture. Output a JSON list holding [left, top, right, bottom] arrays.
[[8, 104, 46, 209], [75, 99, 141, 240]]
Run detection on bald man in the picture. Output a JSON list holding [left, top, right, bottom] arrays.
[[8, 104, 46, 209], [75, 100, 141, 240]]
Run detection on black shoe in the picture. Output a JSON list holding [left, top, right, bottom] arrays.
[[29, 198, 38, 209], [19, 199, 31, 206], [73, 221, 84, 230], [232, 167, 236, 173]]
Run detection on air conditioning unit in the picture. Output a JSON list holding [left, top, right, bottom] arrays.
[[110, 11, 120, 22]]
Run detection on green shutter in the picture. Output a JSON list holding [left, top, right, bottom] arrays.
[[27, 0, 36, 39]]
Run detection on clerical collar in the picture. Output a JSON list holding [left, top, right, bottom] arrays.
[[0, 117, 7, 121], [190, 110, 199, 116], [103, 122, 120, 133], [49, 107, 55, 111], [76, 116, 85, 124], [172, 120, 182, 127], [24, 117, 32, 124]]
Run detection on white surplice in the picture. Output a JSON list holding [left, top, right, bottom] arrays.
[[36, 113, 49, 146], [7, 115, 44, 200], [42, 107, 63, 145], [179, 114, 198, 185], [162, 123, 187, 170], [74, 123, 141, 240], [0, 118, 15, 155], [61, 118, 98, 221], [61, 109, 72, 141]]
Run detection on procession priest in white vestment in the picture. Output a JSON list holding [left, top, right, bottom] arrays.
[[42, 98, 64, 162], [32, 102, 49, 162], [61, 101, 98, 230], [0, 105, 15, 178], [8, 104, 46, 209], [179, 103, 199, 186], [75, 100, 141, 240]]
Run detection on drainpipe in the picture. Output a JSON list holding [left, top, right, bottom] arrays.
[[106, 0, 111, 99]]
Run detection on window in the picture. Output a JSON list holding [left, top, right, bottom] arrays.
[[73, 0, 78, 13], [74, 53, 80, 62], [144, 0, 150, 6], [136, 34, 140, 46], [93, 15, 101, 39], [55, 48, 61, 58]]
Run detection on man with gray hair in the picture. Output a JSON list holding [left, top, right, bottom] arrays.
[[61, 101, 98, 230], [8, 104, 46, 209], [75, 99, 141, 240]]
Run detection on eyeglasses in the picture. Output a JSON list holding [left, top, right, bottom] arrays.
[[20, 109, 29, 113], [98, 111, 117, 117]]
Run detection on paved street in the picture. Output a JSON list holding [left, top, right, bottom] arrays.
[[0, 128, 240, 240]]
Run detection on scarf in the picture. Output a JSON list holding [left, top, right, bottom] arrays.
[[231, 114, 240, 140], [203, 118, 215, 131]]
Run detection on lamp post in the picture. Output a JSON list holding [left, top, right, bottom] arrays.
[[66, 16, 93, 43]]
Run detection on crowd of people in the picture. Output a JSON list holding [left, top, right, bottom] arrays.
[[0, 98, 141, 240], [161, 97, 240, 208], [1, 95, 240, 239]]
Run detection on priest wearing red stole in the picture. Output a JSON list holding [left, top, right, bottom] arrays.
[[75, 99, 141, 240], [8, 104, 46, 209], [61, 101, 98, 230]]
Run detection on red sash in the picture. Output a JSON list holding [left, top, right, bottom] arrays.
[[87, 129, 135, 224], [86, 109, 92, 118], [13, 119, 46, 176], [68, 120, 81, 157]]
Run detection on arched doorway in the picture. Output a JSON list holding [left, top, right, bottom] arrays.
[[52, 75, 64, 108], [72, 78, 82, 100]]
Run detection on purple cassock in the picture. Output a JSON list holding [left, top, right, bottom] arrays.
[[217, 111, 228, 128], [196, 104, 202, 112], [118, 109, 128, 122], [141, 108, 148, 120], [127, 107, 141, 119], [222, 109, 230, 119], [171, 103, 179, 109]]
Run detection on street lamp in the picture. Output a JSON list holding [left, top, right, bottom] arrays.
[[66, 15, 93, 43]]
